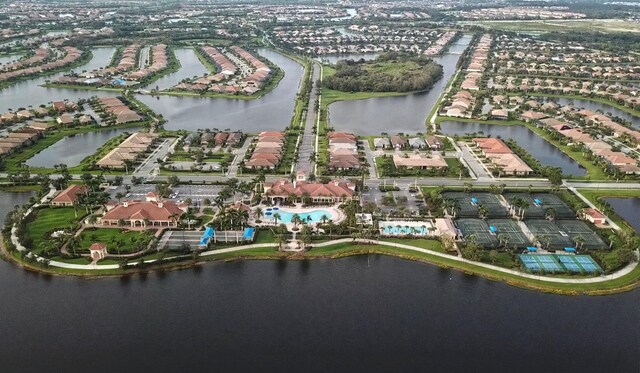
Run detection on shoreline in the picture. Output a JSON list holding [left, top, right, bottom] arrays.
[[2, 234, 638, 295]]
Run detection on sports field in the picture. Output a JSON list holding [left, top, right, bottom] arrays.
[[457, 218, 498, 248], [525, 219, 574, 250], [487, 219, 531, 248]]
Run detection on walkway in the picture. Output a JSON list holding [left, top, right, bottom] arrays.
[[458, 141, 491, 180], [362, 142, 379, 180], [295, 62, 319, 174], [565, 183, 621, 230], [227, 136, 253, 177]]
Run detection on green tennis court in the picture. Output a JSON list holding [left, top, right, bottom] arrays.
[[520, 254, 602, 273], [443, 192, 508, 218], [456, 218, 498, 248], [471, 193, 509, 218], [443, 192, 478, 217], [487, 219, 531, 248], [530, 193, 576, 219], [524, 219, 574, 249], [504, 193, 546, 219], [556, 220, 607, 250]]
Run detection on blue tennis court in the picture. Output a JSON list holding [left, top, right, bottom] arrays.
[[520, 254, 602, 273]]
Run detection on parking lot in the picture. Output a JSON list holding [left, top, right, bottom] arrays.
[[362, 184, 424, 215], [106, 184, 226, 205]]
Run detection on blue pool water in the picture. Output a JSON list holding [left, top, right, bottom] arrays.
[[269, 209, 333, 224], [381, 224, 429, 236]]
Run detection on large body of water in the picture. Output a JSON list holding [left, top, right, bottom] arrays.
[[0, 47, 116, 112], [25, 127, 139, 168], [604, 197, 640, 232], [327, 35, 472, 135], [137, 48, 304, 132], [440, 121, 586, 176]]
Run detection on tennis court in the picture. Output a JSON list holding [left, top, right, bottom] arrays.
[[520, 254, 603, 273], [530, 193, 576, 219], [443, 192, 508, 218], [504, 193, 546, 219], [486, 219, 531, 248], [524, 219, 574, 249], [556, 220, 607, 250], [456, 218, 498, 248]]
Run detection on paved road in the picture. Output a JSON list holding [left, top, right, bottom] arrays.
[[458, 141, 491, 179], [134, 137, 177, 177], [227, 136, 253, 177], [295, 62, 319, 175], [362, 142, 379, 180]]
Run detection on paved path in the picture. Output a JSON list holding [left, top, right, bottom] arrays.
[[362, 142, 379, 180], [227, 136, 253, 177], [134, 137, 176, 176], [565, 183, 621, 230], [458, 141, 491, 179], [295, 62, 319, 175]]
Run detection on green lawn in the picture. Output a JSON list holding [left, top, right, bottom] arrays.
[[25, 207, 82, 254], [78, 228, 154, 254]]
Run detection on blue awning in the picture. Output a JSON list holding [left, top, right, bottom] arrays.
[[489, 226, 497, 233], [564, 247, 576, 252], [242, 227, 255, 240], [199, 227, 214, 245], [527, 246, 538, 252], [534, 198, 542, 205], [471, 197, 478, 204]]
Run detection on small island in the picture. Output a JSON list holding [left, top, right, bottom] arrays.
[[323, 52, 443, 93]]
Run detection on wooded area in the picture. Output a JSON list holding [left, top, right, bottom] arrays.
[[324, 52, 443, 93]]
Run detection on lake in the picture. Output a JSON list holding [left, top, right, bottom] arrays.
[[25, 127, 140, 168], [327, 35, 472, 135], [604, 197, 640, 232], [143, 48, 209, 91], [0, 47, 116, 112], [136, 48, 304, 132], [319, 53, 379, 64], [0, 190, 638, 372], [440, 120, 586, 176]]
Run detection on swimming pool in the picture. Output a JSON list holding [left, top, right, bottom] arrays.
[[380, 223, 430, 236], [266, 209, 333, 224]]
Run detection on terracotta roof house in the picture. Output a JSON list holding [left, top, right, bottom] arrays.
[[99, 200, 188, 227], [264, 176, 356, 204], [580, 208, 607, 225], [425, 136, 443, 150], [390, 136, 408, 149], [51, 185, 87, 206]]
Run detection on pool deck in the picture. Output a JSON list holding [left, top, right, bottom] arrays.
[[253, 204, 345, 229]]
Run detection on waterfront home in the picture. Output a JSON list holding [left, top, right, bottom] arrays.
[[390, 135, 408, 150], [472, 138, 533, 176], [392, 153, 448, 169], [373, 137, 391, 149], [408, 137, 427, 149], [425, 136, 443, 150], [521, 111, 548, 122], [99, 199, 188, 227], [97, 133, 157, 169], [51, 185, 87, 206], [56, 114, 74, 125]]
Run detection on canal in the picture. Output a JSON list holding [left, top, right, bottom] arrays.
[[327, 35, 473, 135], [136, 48, 304, 132], [142, 48, 209, 91], [25, 127, 140, 168], [440, 120, 586, 176], [604, 197, 640, 232]]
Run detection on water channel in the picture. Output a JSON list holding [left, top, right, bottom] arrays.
[[143, 48, 209, 91], [0, 47, 116, 112], [0, 187, 636, 372], [604, 197, 640, 232], [25, 127, 140, 168], [327, 35, 472, 135], [440, 120, 586, 176]]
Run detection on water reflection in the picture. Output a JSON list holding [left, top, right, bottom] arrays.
[[604, 197, 640, 232]]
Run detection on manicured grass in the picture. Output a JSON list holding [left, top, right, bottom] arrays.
[[379, 238, 446, 253], [78, 228, 154, 254], [0, 184, 41, 192], [25, 207, 82, 254]]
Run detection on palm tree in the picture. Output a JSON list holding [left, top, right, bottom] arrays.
[[608, 233, 618, 249], [274, 234, 286, 251], [115, 192, 125, 202], [320, 214, 329, 225], [87, 215, 98, 226], [254, 207, 263, 221], [573, 235, 585, 251], [478, 205, 489, 220], [291, 213, 302, 228], [545, 207, 557, 221], [497, 233, 508, 248], [273, 212, 281, 226]]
